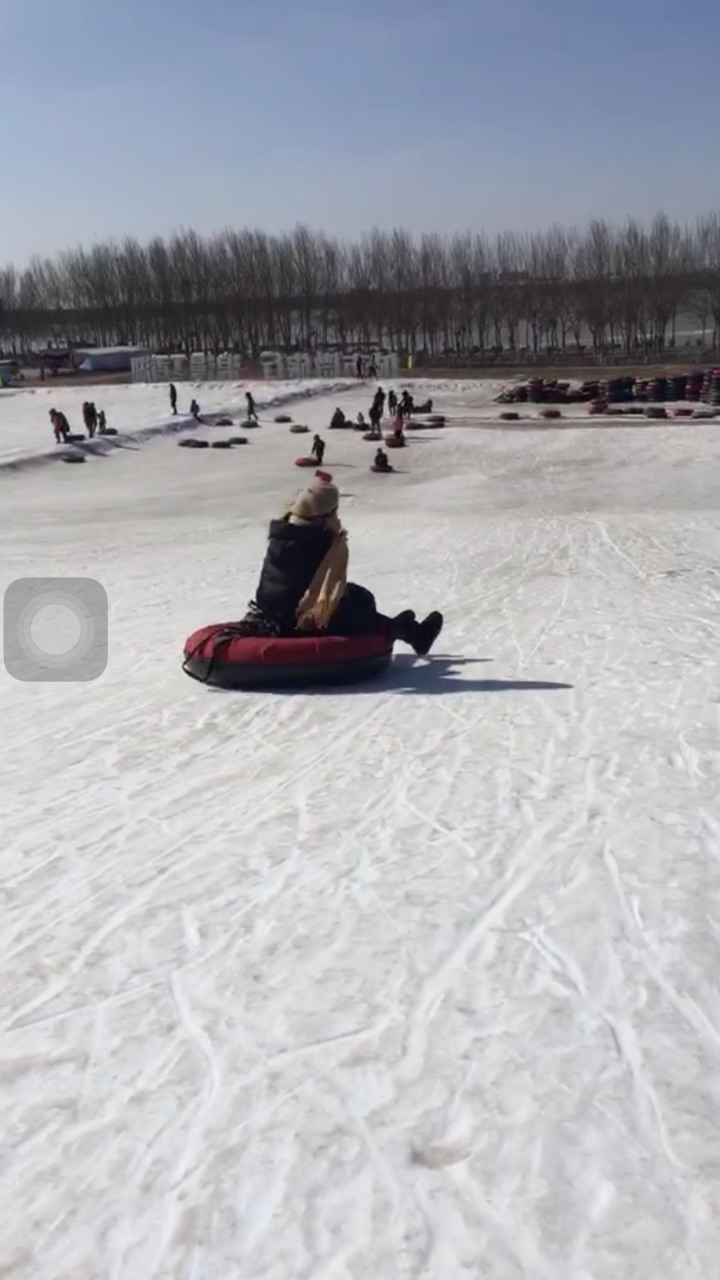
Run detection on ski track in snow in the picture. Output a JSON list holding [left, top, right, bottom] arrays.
[[2, 379, 720, 1278]]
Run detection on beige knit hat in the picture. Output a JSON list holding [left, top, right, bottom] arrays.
[[287, 475, 340, 522]]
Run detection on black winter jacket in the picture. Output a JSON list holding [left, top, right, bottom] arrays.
[[249, 517, 381, 636], [254, 518, 332, 631]]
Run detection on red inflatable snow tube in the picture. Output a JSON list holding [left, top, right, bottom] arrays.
[[182, 622, 394, 689], [294, 456, 317, 467]]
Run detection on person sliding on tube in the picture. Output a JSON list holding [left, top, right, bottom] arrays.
[[374, 448, 391, 472], [235, 474, 443, 653], [311, 434, 326, 465]]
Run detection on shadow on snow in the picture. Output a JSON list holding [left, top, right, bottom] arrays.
[[344, 654, 573, 696], [201, 654, 573, 697]]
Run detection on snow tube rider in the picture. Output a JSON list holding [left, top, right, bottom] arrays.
[[373, 448, 392, 472], [236, 475, 443, 654], [391, 416, 406, 445]]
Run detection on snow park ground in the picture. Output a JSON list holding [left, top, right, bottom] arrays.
[[2, 376, 720, 1280]]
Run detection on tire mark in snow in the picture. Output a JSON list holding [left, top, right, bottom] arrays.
[[603, 839, 720, 1058], [1, 692, 395, 988], [525, 926, 688, 1175], [398, 812, 571, 1084]]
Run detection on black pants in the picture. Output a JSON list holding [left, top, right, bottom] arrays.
[[326, 584, 391, 635], [240, 584, 390, 639]]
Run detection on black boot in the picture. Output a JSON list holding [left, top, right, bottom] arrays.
[[389, 610, 416, 642], [409, 611, 443, 656]]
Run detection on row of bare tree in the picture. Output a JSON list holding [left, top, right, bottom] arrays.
[[2, 212, 720, 360]]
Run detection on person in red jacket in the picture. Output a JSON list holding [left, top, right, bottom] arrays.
[[50, 409, 70, 443]]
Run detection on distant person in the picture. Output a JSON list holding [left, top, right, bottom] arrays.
[[330, 407, 346, 429], [50, 408, 70, 443], [374, 447, 391, 472], [400, 390, 414, 417], [246, 391, 258, 422], [97, 409, 107, 434], [82, 401, 97, 438], [368, 402, 382, 435], [388, 390, 397, 416], [356, 355, 364, 379], [169, 383, 178, 414], [368, 356, 378, 378], [190, 398, 201, 421], [311, 434, 326, 465]]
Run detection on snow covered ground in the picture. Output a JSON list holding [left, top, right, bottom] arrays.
[[0, 377, 359, 467], [2, 378, 720, 1279]]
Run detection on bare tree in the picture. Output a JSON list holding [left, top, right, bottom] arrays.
[[0, 208, 717, 363]]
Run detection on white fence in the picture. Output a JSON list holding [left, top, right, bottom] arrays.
[[130, 353, 244, 383], [259, 351, 400, 380], [130, 350, 401, 384]]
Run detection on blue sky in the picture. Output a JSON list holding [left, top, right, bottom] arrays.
[[3, 0, 719, 264]]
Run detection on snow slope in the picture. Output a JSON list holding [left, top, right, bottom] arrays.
[[2, 381, 720, 1279], [0, 377, 358, 468]]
